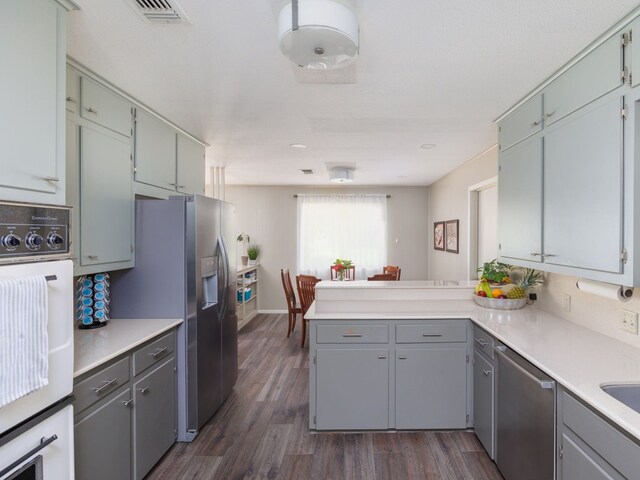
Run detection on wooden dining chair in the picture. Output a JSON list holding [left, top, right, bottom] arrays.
[[330, 265, 356, 281], [383, 265, 401, 280], [367, 273, 397, 281], [280, 268, 302, 338], [296, 274, 321, 348]]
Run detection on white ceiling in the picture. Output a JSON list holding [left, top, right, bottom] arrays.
[[66, 0, 640, 186]]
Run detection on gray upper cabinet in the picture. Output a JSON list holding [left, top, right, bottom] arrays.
[[498, 94, 543, 151], [177, 133, 206, 195], [80, 77, 132, 137], [498, 137, 543, 263], [80, 125, 133, 267], [66, 66, 79, 113], [134, 109, 177, 191], [543, 96, 624, 273], [543, 33, 623, 126], [630, 18, 640, 88], [0, 0, 67, 204]]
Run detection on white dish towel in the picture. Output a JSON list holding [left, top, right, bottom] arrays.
[[0, 275, 49, 408]]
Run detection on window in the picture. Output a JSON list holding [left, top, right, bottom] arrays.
[[297, 194, 387, 279]]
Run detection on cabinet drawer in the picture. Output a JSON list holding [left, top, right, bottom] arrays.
[[562, 391, 639, 479], [473, 327, 495, 359], [81, 77, 132, 137], [74, 357, 130, 414], [316, 324, 388, 344], [133, 332, 175, 376], [498, 94, 542, 151], [395, 324, 467, 343]]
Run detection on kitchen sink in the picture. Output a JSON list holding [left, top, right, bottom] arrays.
[[601, 384, 640, 414]]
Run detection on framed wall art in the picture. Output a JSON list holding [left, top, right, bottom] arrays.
[[445, 219, 459, 254], [434, 221, 445, 251]]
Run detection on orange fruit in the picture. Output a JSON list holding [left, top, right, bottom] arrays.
[[492, 289, 504, 297]]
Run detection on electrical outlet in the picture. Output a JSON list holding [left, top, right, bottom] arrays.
[[562, 294, 571, 312], [620, 309, 639, 335]]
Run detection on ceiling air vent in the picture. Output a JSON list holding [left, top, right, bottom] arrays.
[[301, 169, 314, 175], [125, 0, 191, 24]]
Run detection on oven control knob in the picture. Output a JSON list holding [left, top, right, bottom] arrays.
[[47, 232, 64, 249], [25, 232, 44, 251], [2, 234, 21, 249]]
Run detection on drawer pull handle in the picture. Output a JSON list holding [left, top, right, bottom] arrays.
[[531, 120, 541, 127], [544, 112, 554, 119], [482, 369, 491, 376], [422, 333, 442, 337], [138, 386, 150, 394], [85, 107, 98, 114], [42, 176, 60, 182], [66, 96, 77, 104], [150, 346, 168, 358], [530, 252, 542, 257], [378, 354, 387, 359], [92, 378, 118, 394], [397, 355, 407, 360], [342, 333, 363, 337], [122, 398, 134, 407], [169, 182, 177, 186], [87, 255, 98, 260], [475, 338, 488, 347], [178, 185, 185, 189]]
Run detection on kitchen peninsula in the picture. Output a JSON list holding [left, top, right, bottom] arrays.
[[306, 281, 640, 478]]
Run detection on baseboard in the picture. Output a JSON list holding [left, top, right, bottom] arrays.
[[258, 309, 288, 314]]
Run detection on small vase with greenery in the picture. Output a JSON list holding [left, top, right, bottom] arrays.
[[331, 258, 353, 281], [237, 233, 250, 266], [247, 244, 260, 265]]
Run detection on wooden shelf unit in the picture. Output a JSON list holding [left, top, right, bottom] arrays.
[[237, 264, 259, 330]]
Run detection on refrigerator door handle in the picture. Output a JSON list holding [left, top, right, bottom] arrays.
[[218, 237, 229, 320]]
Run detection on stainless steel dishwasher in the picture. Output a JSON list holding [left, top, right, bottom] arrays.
[[495, 345, 556, 480]]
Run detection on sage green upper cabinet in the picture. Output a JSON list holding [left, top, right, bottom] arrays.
[[177, 133, 205, 195], [81, 77, 133, 137], [134, 110, 177, 191], [498, 95, 542, 151], [498, 138, 543, 263], [543, 96, 624, 273], [66, 66, 79, 113], [630, 18, 640, 88], [79, 125, 133, 268], [544, 33, 624, 127], [0, 0, 67, 205]]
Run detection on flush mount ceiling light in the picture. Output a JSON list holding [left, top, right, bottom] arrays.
[[329, 167, 354, 183], [289, 143, 308, 148], [420, 144, 437, 149], [278, 0, 359, 70]]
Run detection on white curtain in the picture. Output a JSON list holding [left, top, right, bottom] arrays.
[[297, 194, 388, 280]]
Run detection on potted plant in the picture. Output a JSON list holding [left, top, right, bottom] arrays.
[[237, 233, 250, 266], [247, 244, 260, 265]]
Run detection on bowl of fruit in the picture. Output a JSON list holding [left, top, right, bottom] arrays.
[[473, 261, 542, 310]]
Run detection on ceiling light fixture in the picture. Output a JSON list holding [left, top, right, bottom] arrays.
[[420, 144, 436, 149], [278, 0, 359, 70], [289, 143, 307, 149], [329, 167, 354, 183]]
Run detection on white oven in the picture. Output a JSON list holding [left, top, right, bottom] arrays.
[[0, 202, 74, 479]]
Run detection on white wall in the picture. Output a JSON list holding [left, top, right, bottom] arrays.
[[428, 146, 498, 280], [226, 185, 431, 311]]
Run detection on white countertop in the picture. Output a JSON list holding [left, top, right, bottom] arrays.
[[74, 318, 183, 378], [307, 293, 640, 441]]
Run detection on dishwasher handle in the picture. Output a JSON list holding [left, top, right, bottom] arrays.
[[494, 346, 555, 390]]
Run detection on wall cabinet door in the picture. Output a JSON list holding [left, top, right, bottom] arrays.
[[630, 18, 640, 88], [0, 0, 63, 201], [177, 133, 205, 195], [560, 432, 623, 480], [316, 348, 389, 430], [66, 66, 79, 113], [543, 96, 624, 273], [473, 351, 494, 459], [498, 137, 543, 263], [498, 95, 543, 151], [395, 346, 467, 429], [134, 109, 177, 191], [80, 126, 133, 267], [80, 77, 132, 137], [133, 358, 176, 480], [74, 388, 132, 480]]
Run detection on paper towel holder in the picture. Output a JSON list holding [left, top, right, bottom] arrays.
[[575, 278, 634, 301]]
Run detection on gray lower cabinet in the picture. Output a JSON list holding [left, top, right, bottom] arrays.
[[75, 388, 133, 480], [74, 330, 177, 480], [395, 346, 467, 429], [315, 348, 389, 430], [560, 431, 623, 480], [473, 350, 495, 459]]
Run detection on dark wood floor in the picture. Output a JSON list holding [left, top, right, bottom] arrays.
[[147, 314, 504, 480]]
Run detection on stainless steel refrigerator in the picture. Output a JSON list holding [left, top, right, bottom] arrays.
[[111, 195, 237, 442]]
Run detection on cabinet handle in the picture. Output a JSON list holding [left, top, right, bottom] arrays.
[[542, 253, 556, 258], [85, 107, 98, 114], [42, 176, 59, 182], [169, 182, 177, 186], [422, 333, 442, 337], [530, 252, 542, 257], [482, 369, 491, 376], [378, 354, 387, 359], [474, 338, 488, 347], [137, 386, 150, 394], [66, 96, 77, 104], [87, 255, 98, 260], [178, 185, 185, 189], [92, 378, 118, 394], [342, 333, 363, 337], [150, 346, 168, 358], [544, 112, 554, 119], [122, 398, 134, 407], [397, 355, 407, 360], [531, 120, 541, 127]]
